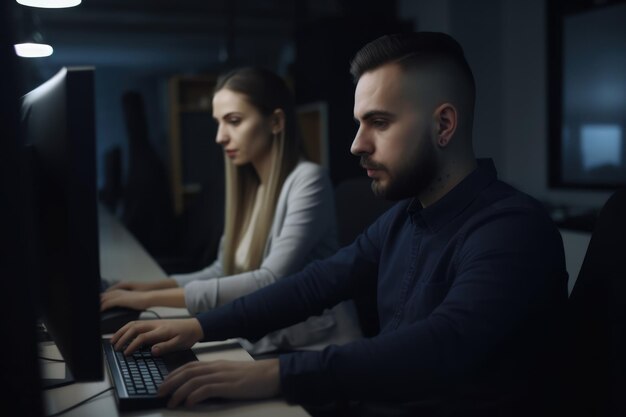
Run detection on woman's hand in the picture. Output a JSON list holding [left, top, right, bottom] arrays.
[[107, 278, 178, 292], [101, 289, 151, 311], [158, 359, 281, 407], [111, 318, 204, 356]]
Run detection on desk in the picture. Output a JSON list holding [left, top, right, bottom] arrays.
[[42, 207, 309, 417], [98, 205, 189, 319]]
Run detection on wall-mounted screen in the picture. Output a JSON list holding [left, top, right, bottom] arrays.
[[548, 0, 626, 189]]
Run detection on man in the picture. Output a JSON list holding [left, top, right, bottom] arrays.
[[112, 32, 568, 415]]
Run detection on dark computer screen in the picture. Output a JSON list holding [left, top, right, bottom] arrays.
[[0, 1, 44, 414], [21, 66, 103, 384]]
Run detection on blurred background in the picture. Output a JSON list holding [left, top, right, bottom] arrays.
[[9, 0, 626, 289]]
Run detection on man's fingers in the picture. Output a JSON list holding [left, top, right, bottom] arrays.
[[123, 332, 146, 356], [186, 382, 232, 406], [163, 360, 206, 381], [167, 377, 203, 407], [124, 327, 161, 355], [151, 336, 179, 356], [110, 319, 201, 358], [112, 321, 154, 352], [167, 374, 227, 408], [160, 362, 226, 404], [111, 321, 138, 348], [160, 360, 279, 406], [160, 362, 217, 395]]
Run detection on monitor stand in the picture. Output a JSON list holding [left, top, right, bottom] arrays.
[[41, 366, 75, 390], [36, 321, 76, 389]]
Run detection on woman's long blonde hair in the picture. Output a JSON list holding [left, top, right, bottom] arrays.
[[215, 67, 303, 275]]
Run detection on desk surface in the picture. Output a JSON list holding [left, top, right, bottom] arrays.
[[42, 206, 309, 417], [98, 206, 189, 319]]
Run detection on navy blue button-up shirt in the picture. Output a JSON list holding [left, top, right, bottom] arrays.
[[197, 159, 569, 411]]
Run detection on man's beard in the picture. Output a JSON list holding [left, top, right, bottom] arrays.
[[362, 136, 438, 201]]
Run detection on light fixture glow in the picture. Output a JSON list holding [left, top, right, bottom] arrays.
[[16, 0, 81, 8], [14, 43, 54, 58]]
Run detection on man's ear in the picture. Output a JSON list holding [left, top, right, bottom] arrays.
[[433, 103, 457, 148], [270, 109, 286, 135]]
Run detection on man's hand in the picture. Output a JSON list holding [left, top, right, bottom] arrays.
[[101, 289, 151, 311], [158, 359, 281, 407], [110, 318, 204, 356]]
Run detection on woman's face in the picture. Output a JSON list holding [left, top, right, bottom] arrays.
[[212, 88, 274, 167]]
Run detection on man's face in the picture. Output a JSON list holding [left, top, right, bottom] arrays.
[[351, 63, 438, 200]]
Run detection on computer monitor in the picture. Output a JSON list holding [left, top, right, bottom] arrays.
[[21, 66, 103, 385], [0, 1, 44, 414]]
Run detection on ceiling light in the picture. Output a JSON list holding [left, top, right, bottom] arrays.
[[16, 0, 81, 8], [14, 43, 54, 58]]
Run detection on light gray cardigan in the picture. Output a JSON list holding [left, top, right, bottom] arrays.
[[172, 161, 362, 354]]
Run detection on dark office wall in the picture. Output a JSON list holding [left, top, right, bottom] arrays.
[[95, 69, 169, 190], [17, 0, 612, 210], [294, 2, 413, 185], [396, 0, 504, 181], [15, 4, 295, 192], [499, 0, 611, 209], [449, 0, 503, 164], [29, 63, 179, 190], [396, 0, 611, 211]]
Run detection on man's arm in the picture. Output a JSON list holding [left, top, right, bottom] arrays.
[[110, 203, 396, 356], [195, 233, 381, 342], [139, 208, 565, 407], [277, 210, 567, 403], [194, 203, 397, 343]]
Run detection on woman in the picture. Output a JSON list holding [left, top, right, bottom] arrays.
[[101, 67, 361, 354]]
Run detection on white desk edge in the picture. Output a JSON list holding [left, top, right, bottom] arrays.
[[41, 206, 309, 417]]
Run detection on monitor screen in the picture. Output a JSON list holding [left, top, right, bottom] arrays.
[[548, 0, 626, 189], [21, 66, 103, 384]]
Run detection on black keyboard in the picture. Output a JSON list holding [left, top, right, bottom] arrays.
[[102, 340, 198, 411]]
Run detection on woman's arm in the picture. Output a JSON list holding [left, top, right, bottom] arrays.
[[107, 278, 179, 292], [100, 287, 187, 310], [183, 163, 339, 314]]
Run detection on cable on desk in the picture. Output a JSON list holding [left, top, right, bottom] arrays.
[[45, 387, 114, 417]]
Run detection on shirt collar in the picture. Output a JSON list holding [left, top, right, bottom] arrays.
[[407, 158, 498, 231]]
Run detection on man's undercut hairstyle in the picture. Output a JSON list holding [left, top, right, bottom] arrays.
[[349, 31, 476, 101]]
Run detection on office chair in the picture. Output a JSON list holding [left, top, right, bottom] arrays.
[[98, 146, 122, 215], [158, 179, 225, 275], [120, 91, 176, 258], [334, 176, 394, 337], [568, 188, 626, 417]]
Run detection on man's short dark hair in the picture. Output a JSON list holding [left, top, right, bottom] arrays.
[[349, 32, 475, 98]]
